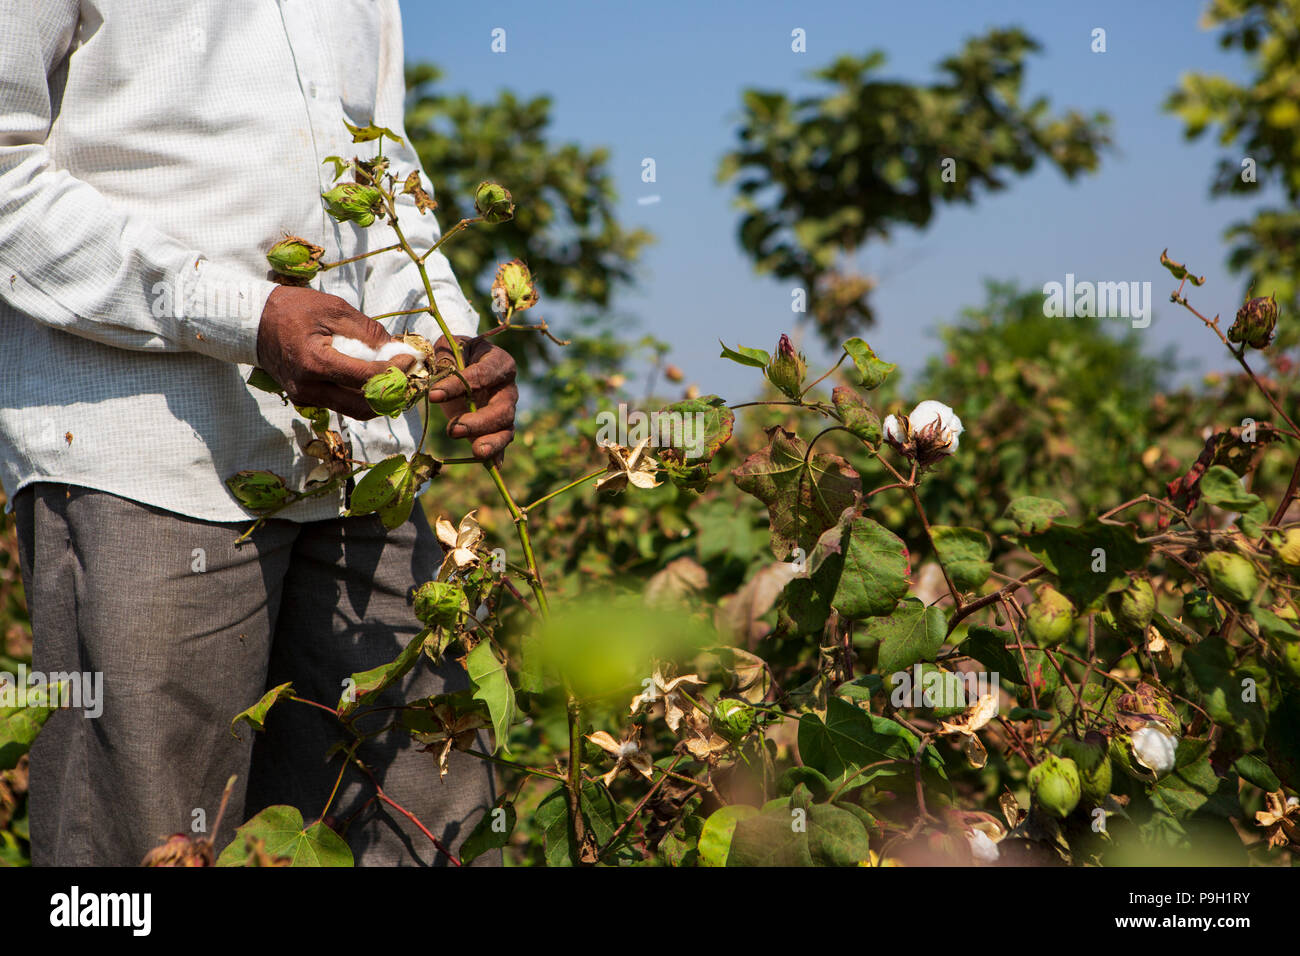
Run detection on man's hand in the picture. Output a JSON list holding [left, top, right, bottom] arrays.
[[429, 336, 518, 461], [257, 286, 415, 421]]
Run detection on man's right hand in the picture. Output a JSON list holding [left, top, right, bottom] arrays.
[[256, 285, 415, 421]]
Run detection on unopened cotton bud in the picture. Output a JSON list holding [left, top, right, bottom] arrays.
[[225, 470, 290, 513], [266, 236, 324, 280], [1227, 295, 1278, 350], [765, 334, 807, 400], [322, 183, 384, 227], [474, 181, 515, 223], [363, 366, 410, 418], [491, 259, 538, 312]]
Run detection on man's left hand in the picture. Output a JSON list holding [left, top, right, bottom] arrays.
[[428, 336, 518, 461]]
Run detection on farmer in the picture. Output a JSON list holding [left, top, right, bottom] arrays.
[[0, 2, 516, 865]]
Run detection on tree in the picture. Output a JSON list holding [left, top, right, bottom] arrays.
[[1166, 0, 1300, 330], [718, 28, 1111, 347]]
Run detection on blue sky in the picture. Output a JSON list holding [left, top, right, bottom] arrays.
[[400, 0, 1272, 398]]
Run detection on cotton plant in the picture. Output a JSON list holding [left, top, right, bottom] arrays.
[[190, 122, 1300, 868]]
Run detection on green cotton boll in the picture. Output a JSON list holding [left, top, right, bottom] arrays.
[[321, 183, 384, 227], [363, 367, 410, 418], [1277, 528, 1300, 566], [412, 581, 469, 630], [1028, 753, 1081, 819], [1201, 551, 1259, 606], [265, 235, 324, 279], [711, 698, 754, 743], [1058, 733, 1112, 804], [1108, 578, 1155, 634], [474, 181, 515, 223], [225, 470, 290, 513], [1227, 295, 1278, 350], [1025, 584, 1075, 648]]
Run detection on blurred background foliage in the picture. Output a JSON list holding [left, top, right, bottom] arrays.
[[4, 6, 1299, 865], [1166, 0, 1300, 343]]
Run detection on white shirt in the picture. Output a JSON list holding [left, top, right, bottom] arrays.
[[0, 0, 478, 521]]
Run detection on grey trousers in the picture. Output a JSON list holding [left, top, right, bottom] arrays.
[[12, 483, 497, 867]]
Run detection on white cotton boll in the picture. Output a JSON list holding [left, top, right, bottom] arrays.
[[1131, 723, 1178, 776], [331, 335, 424, 370], [882, 414, 903, 444], [908, 399, 963, 453], [330, 335, 377, 361], [373, 340, 425, 369], [967, 828, 1000, 864]]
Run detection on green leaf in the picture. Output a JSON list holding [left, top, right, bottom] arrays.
[[727, 799, 872, 866], [1252, 604, 1300, 643], [959, 625, 1026, 684], [1159, 248, 1205, 285], [1199, 465, 1264, 513], [698, 805, 759, 867], [1184, 637, 1270, 751], [321, 155, 350, 181], [1149, 737, 1240, 821], [929, 525, 993, 592], [536, 783, 624, 866], [467, 641, 518, 755], [732, 426, 861, 560], [1003, 496, 1067, 535], [348, 455, 410, 515], [861, 598, 947, 674], [656, 395, 735, 464], [0, 682, 64, 772], [459, 799, 516, 864], [216, 805, 353, 867], [831, 516, 911, 618], [725, 809, 812, 866], [718, 340, 771, 369], [246, 368, 284, 395], [797, 697, 940, 790], [1233, 753, 1281, 792], [337, 629, 429, 717], [842, 338, 896, 389], [805, 802, 874, 865], [230, 682, 293, 739], [1018, 519, 1150, 609], [344, 120, 405, 146]]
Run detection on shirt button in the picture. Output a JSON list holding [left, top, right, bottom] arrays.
[[308, 82, 319, 98]]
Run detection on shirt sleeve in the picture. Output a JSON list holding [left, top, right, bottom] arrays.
[[362, 0, 482, 344], [0, 2, 276, 367]]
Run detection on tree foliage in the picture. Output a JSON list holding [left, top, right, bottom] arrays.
[[719, 28, 1111, 346], [1166, 0, 1300, 330]]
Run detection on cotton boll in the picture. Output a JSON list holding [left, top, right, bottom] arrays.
[[373, 340, 425, 369], [882, 414, 903, 444], [1131, 723, 1178, 776], [330, 335, 377, 361], [967, 828, 1000, 864], [331, 335, 425, 370], [908, 399, 963, 453]]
